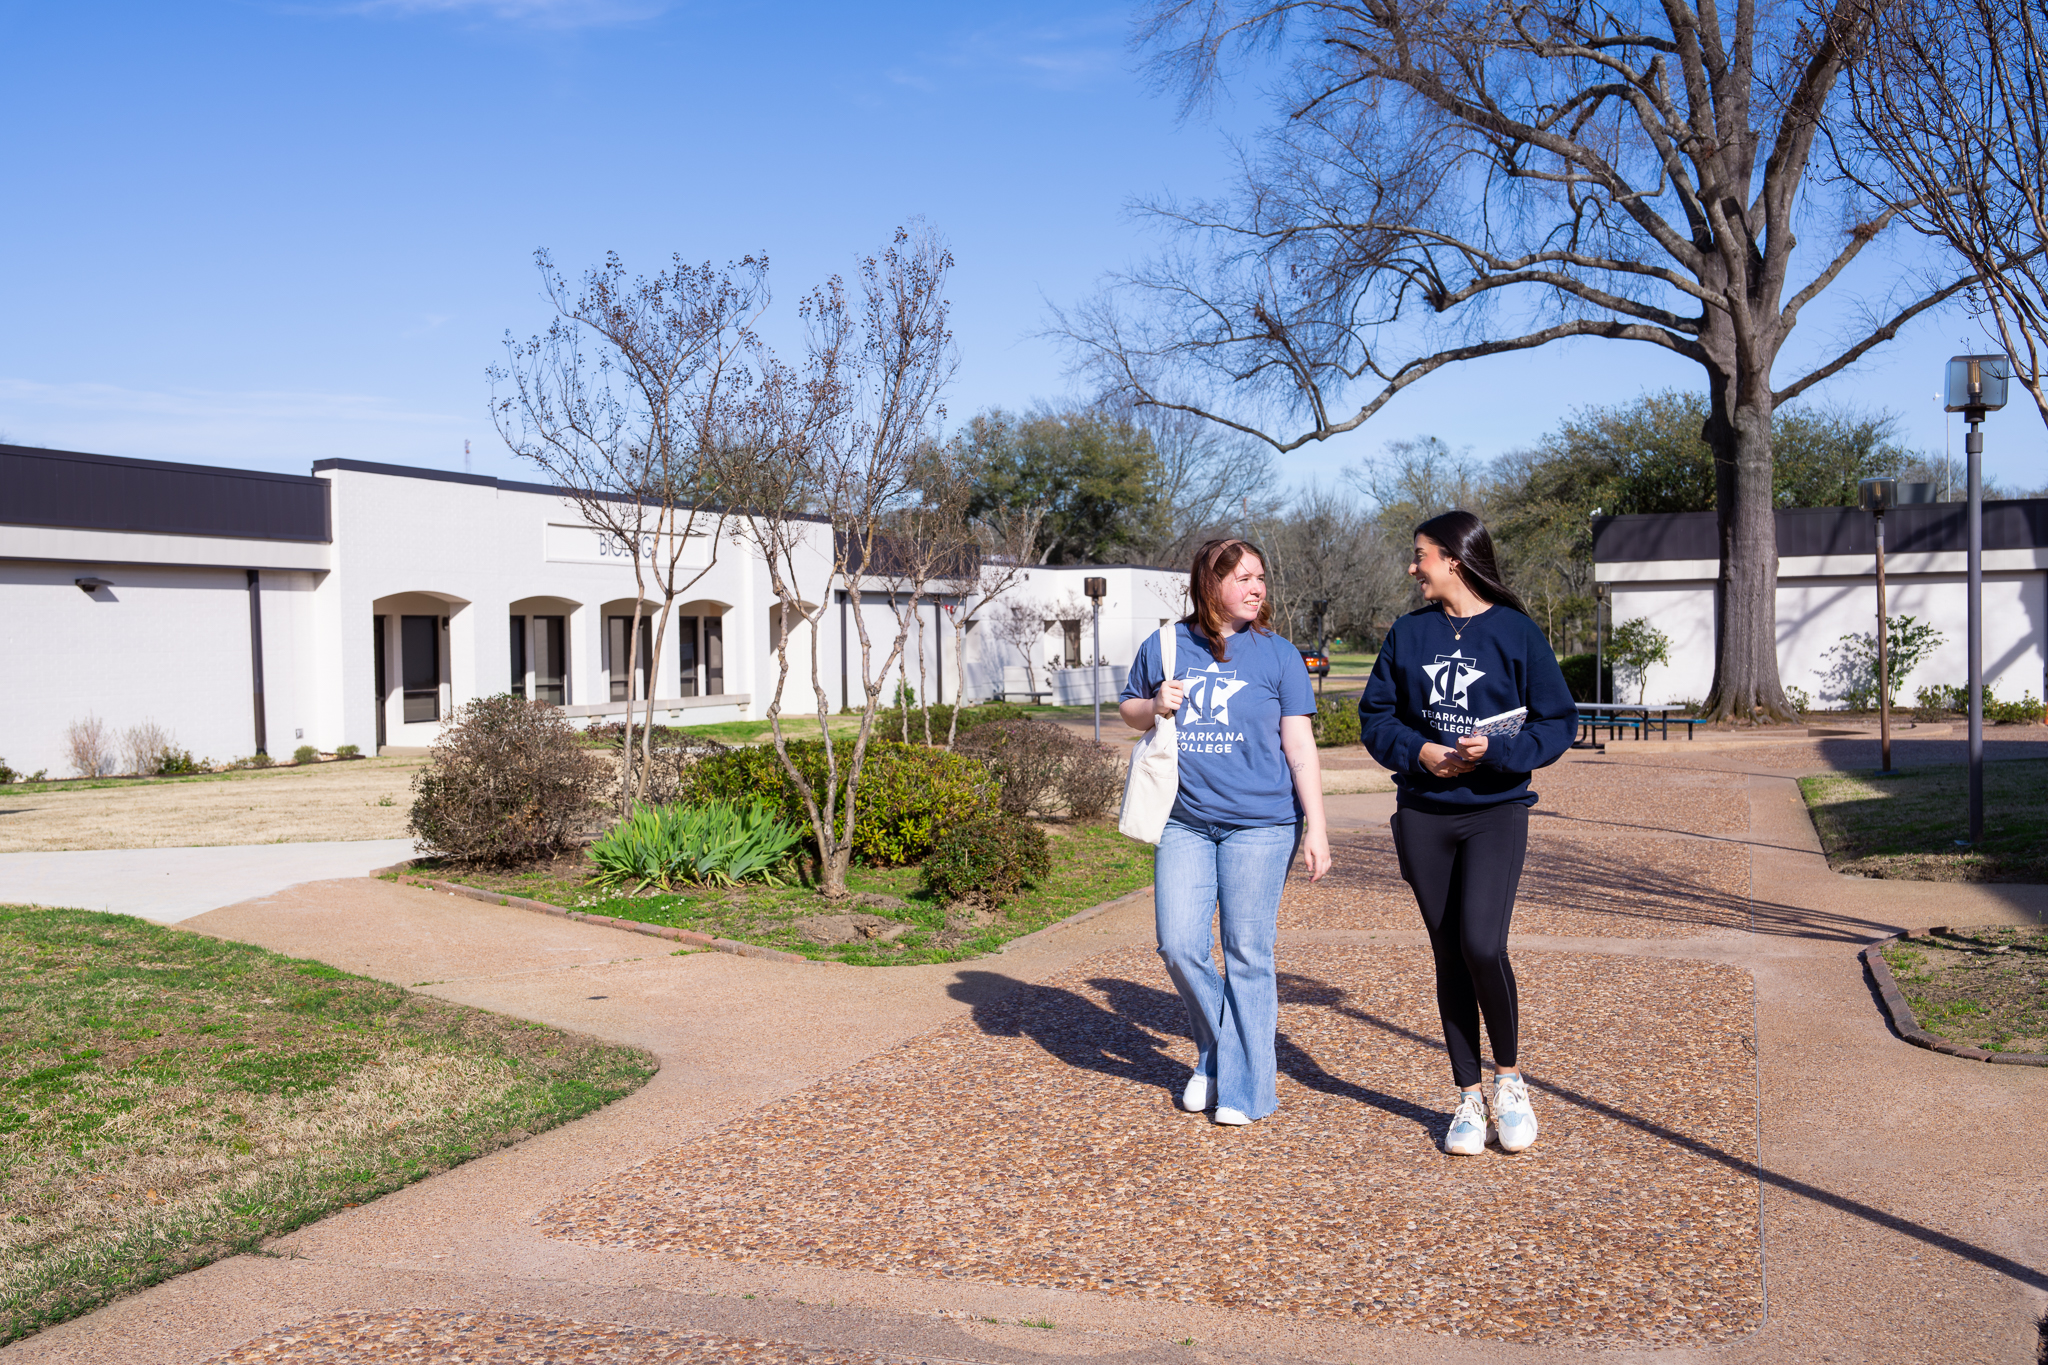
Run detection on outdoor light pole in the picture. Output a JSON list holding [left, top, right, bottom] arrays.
[[1945, 355, 2011, 844], [1594, 583, 1607, 706], [1858, 478, 1897, 773], [1084, 576, 1108, 743], [1311, 598, 1330, 698]]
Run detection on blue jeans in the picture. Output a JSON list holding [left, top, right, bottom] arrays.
[[1153, 817, 1298, 1119]]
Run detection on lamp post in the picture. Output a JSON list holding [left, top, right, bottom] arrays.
[[1858, 477, 1897, 773], [1594, 583, 1608, 705], [1944, 354, 2011, 844], [1310, 598, 1330, 698], [1084, 576, 1108, 742]]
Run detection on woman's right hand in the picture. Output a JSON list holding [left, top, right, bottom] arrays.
[[1154, 679, 1186, 717], [1418, 742, 1475, 778]]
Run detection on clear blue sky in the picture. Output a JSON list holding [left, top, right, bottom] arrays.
[[2, 0, 2041, 493]]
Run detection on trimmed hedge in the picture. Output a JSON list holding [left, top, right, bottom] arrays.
[[1312, 691, 1361, 747], [685, 739, 998, 865]]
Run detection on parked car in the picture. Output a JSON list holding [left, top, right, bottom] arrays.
[[1298, 643, 1330, 676]]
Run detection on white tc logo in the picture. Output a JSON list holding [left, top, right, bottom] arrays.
[[1422, 650, 1486, 710], [1181, 662, 1249, 726]]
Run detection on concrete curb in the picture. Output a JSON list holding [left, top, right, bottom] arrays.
[[369, 860, 1156, 969], [1862, 928, 2048, 1066]]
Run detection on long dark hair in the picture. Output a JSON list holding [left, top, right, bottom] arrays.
[[1184, 537, 1274, 662], [1414, 510, 1530, 616]]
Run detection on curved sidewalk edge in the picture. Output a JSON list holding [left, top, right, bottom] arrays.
[[1861, 931, 2048, 1067], [0, 839, 421, 924]]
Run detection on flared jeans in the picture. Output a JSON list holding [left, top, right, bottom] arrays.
[[1153, 816, 1298, 1120]]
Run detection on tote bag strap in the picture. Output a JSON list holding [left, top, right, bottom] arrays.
[[1160, 621, 1176, 684]]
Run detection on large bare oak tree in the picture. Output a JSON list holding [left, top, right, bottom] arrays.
[[1063, 0, 1970, 721]]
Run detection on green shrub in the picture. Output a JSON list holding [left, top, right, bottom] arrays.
[[686, 739, 997, 865], [0, 759, 13, 784], [1557, 653, 1615, 703], [231, 753, 275, 770], [869, 699, 1037, 741], [953, 719, 1122, 818], [921, 814, 1053, 906], [153, 748, 204, 775], [1915, 683, 1968, 717], [1988, 691, 2047, 725], [1312, 692, 1361, 747], [292, 744, 320, 765], [409, 694, 606, 865], [588, 800, 805, 892], [335, 744, 362, 759]]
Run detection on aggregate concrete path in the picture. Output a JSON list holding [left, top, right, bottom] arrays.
[[5, 746, 2046, 1364], [0, 838, 418, 923]]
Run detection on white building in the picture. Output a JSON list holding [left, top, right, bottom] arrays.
[[0, 444, 1197, 777], [1594, 501, 2048, 707]]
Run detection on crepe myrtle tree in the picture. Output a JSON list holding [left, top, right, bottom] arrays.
[[493, 250, 764, 809], [1059, 0, 1973, 723], [733, 224, 959, 901]]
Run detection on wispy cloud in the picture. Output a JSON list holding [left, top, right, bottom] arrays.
[[899, 16, 1128, 93], [329, 0, 667, 29]]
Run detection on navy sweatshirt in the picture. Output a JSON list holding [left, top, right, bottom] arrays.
[[1358, 604, 1577, 810]]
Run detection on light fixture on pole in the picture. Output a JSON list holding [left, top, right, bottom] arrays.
[[1858, 478, 1897, 773], [1084, 576, 1108, 743], [1588, 508, 1606, 706], [1944, 354, 2011, 844]]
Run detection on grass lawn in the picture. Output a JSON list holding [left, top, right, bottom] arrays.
[[410, 820, 1153, 967], [1882, 926, 2048, 1052], [0, 908, 655, 1345], [1799, 758, 2048, 881]]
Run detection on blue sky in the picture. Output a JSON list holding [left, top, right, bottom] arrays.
[[2, 0, 2041, 494]]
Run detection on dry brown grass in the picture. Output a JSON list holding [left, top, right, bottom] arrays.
[[0, 759, 425, 853]]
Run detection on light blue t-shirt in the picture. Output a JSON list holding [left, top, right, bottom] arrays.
[[1121, 622, 1316, 828]]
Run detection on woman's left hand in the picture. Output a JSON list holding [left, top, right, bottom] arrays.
[[1300, 825, 1331, 882]]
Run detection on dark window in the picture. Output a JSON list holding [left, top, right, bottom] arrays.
[[705, 615, 724, 696], [608, 615, 652, 702], [373, 614, 387, 749], [401, 615, 440, 723], [533, 616, 566, 705], [509, 615, 527, 699], [677, 615, 700, 697], [1063, 620, 1082, 667]]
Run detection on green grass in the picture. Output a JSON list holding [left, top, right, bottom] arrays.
[[1799, 758, 2048, 881], [1882, 926, 2048, 1052], [0, 908, 655, 1345], [413, 821, 1153, 967]]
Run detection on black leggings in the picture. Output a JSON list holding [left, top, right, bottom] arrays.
[[1390, 801, 1530, 1089]]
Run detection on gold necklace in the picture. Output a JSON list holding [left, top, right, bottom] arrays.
[[1444, 607, 1479, 641]]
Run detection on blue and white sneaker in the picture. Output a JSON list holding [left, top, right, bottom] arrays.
[[1444, 1089, 1488, 1156], [1491, 1072, 1539, 1153]]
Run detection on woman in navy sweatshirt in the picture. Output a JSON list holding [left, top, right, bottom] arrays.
[[1358, 510, 1576, 1157]]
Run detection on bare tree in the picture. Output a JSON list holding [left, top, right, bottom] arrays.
[[736, 225, 958, 901], [941, 498, 1048, 746], [1841, 0, 2048, 429], [493, 251, 761, 810], [1061, 0, 1974, 722]]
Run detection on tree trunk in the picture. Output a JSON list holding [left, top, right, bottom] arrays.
[[1703, 379, 1796, 723]]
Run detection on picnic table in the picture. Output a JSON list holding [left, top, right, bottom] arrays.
[[1574, 703, 1698, 745]]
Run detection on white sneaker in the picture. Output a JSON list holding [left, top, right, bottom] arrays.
[[1180, 1073, 1215, 1113], [1491, 1072, 1539, 1153], [1212, 1107, 1253, 1126], [1444, 1089, 1488, 1156]]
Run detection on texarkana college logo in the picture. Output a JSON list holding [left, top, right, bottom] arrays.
[[1181, 662, 1250, 726], [1422, 650, 1486, 711]]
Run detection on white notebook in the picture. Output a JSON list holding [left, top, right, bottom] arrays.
[[1468, 707, 1527, 739]]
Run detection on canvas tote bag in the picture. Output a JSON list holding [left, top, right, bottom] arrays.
[[1117, 624, 1180, 844]]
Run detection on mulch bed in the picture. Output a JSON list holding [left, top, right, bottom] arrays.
[[206, 1311, 921, 1364], [539, 943, 1762, 1349]]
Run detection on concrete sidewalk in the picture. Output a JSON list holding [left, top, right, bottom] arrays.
[[0, 838, 416, 923], [5, 750, 2046, 1364]]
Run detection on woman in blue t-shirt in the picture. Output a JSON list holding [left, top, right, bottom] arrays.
[[1119, 538, 1330, 1125], [1358, 510, 1576, 1157]]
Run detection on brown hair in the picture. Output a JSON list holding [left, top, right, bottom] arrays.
[[1184, 537, 1273, 662]]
